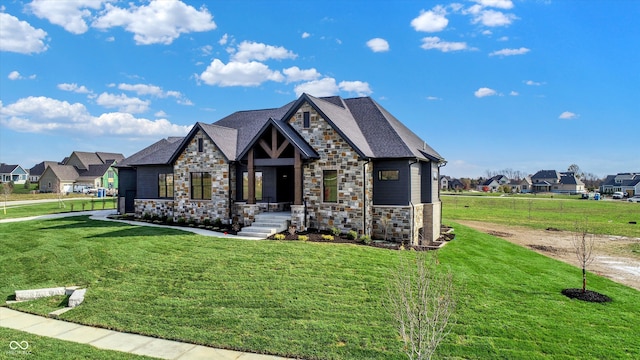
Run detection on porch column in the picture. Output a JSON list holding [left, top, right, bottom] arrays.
[[294, 149, 302, 205], [248, 148, 256, 204]]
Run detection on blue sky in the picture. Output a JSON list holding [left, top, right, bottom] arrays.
[[1, 0, 638, 179]]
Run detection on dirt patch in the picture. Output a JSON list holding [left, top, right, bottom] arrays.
[[456, 220, 640, 291]]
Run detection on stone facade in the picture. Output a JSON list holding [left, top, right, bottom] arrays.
[[172, 130, 233, 223], [372, 203, 441, 245], [288, 102, 373, 234]]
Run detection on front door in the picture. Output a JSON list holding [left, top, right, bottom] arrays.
[[276, 167, 294, 203]]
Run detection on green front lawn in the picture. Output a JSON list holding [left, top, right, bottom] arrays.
[[443, 195, 640, 237], [0, 198, 117, 220], [1, 217, 638, 359]]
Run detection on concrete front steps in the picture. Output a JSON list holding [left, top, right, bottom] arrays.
[[237, 212, 291, 239]]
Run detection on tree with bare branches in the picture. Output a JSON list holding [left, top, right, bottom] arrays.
[[572, 219, 595, 293], [385, 252, 456, 360]]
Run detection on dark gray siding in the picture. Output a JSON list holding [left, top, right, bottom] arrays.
[[118, 168, 137, 195], [373, 160, 409, 205], [137, 165, 173, 199], [420, 162, 436, 203]]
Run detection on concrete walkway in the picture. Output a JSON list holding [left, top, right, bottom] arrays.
[[1, 211, 290, 359], [0, 307, 290, 359]]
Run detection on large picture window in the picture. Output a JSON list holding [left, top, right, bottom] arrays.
[[191, 172, 211, 200], [158, 173, 174, 198], [242, 171, 263, 200], [323, 170, 337, 203]]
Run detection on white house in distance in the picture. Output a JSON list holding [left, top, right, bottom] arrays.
[[599, 173, 640, 196], [531, 170, 585, 194], [0, 164, 28, 184]]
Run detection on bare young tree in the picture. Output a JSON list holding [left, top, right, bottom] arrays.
[[1, 181, 13, 215], [572, 219, 595, 293], [386, 252, 456, 360]]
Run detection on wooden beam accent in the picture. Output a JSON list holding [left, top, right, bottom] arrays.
[[248, 148, 255, 204], [271, 127, 278, 158], [259, 139, 272, 157], [273, 139, 290, 159], [294, 149, 302, 205]]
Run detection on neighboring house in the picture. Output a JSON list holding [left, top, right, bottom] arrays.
[[449, 178, 464, 191], [118, 93, 446, 244], [599, 173, 640, 196], [38, 152, 124, 193], [29, 161, 60, 183], [477, 175, 509, 192], [531, 170, 585, 194], [440, 175, 449, 191], [0, 164, 29, 184]]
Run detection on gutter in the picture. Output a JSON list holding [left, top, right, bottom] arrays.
[[362, 159, 370, 237], [408, 159, 419, 245]]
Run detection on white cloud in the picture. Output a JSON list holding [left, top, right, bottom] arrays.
[[155, 110, 168, 118], [509, 91, 519, 96], [96, 92, 150, 113], [472, 9, 517, 27], [58, 83, 92, 94], [0, 13, 48, 54], [294, 78, 339, 97], [29, 0, 105, 34], [0, 96, 190, 136], [8, 71, 21, 80], [338, 81, 372, 96], [420, 37, 467, 52], [427, 96, 442, 101], [482, 29, 493, 36], [198, 59, 284, 87], [117, 83, 175, 98], [474, 87, 497, 98], [219, 33, 228, 45], [301, 32, 311, 39], [366, 38, 390, 52], [559, 111, 578, 120], [525, 80, 543, 86], [92, 0, 217, 45], [283, 66, 321, 83], [473, 0, 514, 9], [498, 36, 509, 41], [489, 47, 530, 56], [231, 41, 297, 62], [411, 6, 449, 32]]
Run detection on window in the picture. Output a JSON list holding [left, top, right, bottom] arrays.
[[190, 172, 211, 200], [197, 137, 204, 152], [378, 170, 399, 181], [158, 173, 174, 198], [242, 171, 263, 200], [108, 170, 114, 179], [323, 170, 337, 202], [303, 111, 310, 128]]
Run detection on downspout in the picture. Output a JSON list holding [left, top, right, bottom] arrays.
[[409, 159, 419, 245], [362, 159, 370, 237], [437, 160, 448, 235]]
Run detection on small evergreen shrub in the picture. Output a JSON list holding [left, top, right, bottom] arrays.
[[360, 235, 372, 245], [330, 227, 341, 237], [347, 230, 358, 240]]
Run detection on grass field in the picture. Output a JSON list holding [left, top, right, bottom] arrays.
[[1, 216, 638, 359], [443, 194, 640, 237], [0, 198, 117, 220]]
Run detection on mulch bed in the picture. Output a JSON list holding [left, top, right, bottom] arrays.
[[561, 288, 612, 303], [528, 244, 561, 253]]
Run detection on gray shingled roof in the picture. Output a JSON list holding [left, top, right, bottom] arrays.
[[0, 164, 19, 173], [124, 94, 443, 166], [532, 170, 559, 179], [29, 161, 59, 176], [118, 137, 183, 166], [46, 164, 79, 181], [96, 152, 125, 163]]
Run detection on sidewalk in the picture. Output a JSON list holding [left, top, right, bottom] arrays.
[[0, 307, 291, 359]]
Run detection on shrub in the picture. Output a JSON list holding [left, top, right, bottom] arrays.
[[322, 234, 335, 241], [213, 218, 223, 227], [347, 230, 358, 240], [176, 217, 187, 226], [298, 235, 309, 242], [203, 218, 211, 227], [274, 234, 286, 240], [360, 235, 372, 245], [330, 227, 341, 237], [142, 212, 152, 221]]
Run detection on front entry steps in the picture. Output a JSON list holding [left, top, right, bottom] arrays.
[[237, 212, 290, 239]]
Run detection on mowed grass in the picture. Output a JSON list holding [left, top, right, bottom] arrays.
[[0, 198, 117, 220], [0, 327, 153, 359], [443, 195, 640, 237], [1, 217, 639, 359]]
